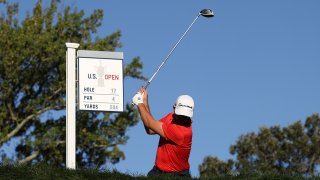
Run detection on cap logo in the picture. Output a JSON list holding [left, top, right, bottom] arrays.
[[177, 103, 193, 109]]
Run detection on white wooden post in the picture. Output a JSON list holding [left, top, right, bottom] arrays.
[[65, 43, 79, 169]]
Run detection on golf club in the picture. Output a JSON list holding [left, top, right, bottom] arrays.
[[132, 9, 214, 105], [145, 9, 214, 89]]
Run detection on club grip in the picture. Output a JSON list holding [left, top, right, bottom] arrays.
[[131, 82, 150, 107], [144, 82, 150, 90]]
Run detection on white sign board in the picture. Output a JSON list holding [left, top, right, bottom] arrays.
[[78, 50, 123, 112]]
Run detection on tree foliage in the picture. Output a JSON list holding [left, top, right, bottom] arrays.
[[0, 0, 146, 168], [199, 114, 320, 177], [198, 156, 233, 178]]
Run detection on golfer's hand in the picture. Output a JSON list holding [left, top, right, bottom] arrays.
[[140, 86, 148, 105], [132, 92, 144, 106]]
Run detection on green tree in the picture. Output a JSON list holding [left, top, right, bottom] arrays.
[[0, 0, 146, 168], [199, 114, 320, 176], [198, 156, 233, 177]]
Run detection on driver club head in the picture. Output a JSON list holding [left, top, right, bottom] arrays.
[[200, 9, 214, 17]]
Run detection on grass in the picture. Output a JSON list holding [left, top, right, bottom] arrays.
[[0, 163, 133, 180], [0, 163, 319, 180]]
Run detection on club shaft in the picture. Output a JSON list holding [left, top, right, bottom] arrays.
[[145, 13, 201, 89]]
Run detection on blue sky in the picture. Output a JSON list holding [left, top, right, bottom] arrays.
[[7, 0, 320, 177]]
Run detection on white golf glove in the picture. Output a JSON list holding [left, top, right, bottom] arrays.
[[132, 92, 144, 106]]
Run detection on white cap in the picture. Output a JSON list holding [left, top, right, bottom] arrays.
[[174, 95, 194, 118]]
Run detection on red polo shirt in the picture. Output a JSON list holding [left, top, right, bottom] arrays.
[[155, 112, 192, 172]]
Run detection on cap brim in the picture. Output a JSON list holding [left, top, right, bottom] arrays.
[[175, 107, 193, 118]]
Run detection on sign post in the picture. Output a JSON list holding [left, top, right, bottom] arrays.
[[65, 44, 124, 169], [65, 43, 79, 169]]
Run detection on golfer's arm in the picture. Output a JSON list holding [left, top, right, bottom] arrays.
[[144, 100, 150, 112], [144, 125, 155, 135], [138, 104, 165, 138], [142, 96, 153, 134]]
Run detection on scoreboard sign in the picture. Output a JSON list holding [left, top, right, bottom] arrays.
[[78, 50, 123, 112]]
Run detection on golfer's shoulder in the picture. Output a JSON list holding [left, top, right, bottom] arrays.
[[160, 112, 174, 123], [169, 122, 191, 135]]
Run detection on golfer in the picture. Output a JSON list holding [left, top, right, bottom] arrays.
[[132, 86, 194, 177]]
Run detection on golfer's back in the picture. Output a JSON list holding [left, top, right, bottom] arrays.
[[155, 113, 192, 172]]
